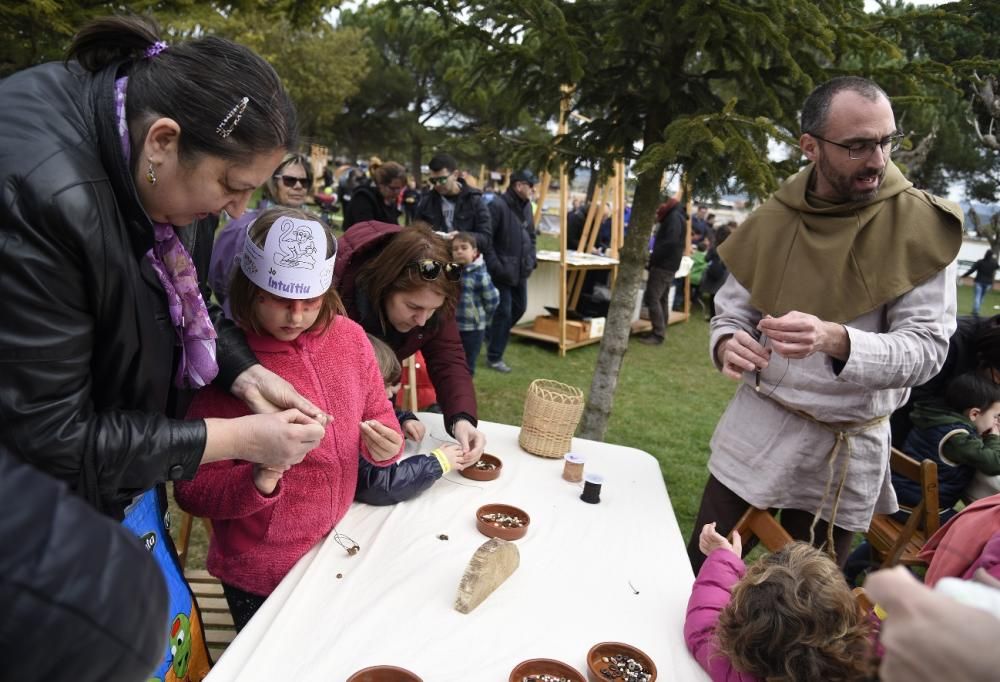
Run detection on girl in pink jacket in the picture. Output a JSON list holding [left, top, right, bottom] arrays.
[[175, 208, 403, 631], [684, 523, 878, 682]]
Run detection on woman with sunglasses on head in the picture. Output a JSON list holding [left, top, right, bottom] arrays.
[[341, 160, 407, 231], [335, 221, 487, 464], [209, 152, 314, 311], [0, 15, 332, 520]]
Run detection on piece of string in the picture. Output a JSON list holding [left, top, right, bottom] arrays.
[[770, 401, 888, 555], [756, 335, 791, 400], [440, 477, 485, 491], [424, 430, 486, 489]]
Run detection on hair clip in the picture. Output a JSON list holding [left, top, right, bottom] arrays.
[[144, 41, 168, 59], [216, 96, 250, 139]]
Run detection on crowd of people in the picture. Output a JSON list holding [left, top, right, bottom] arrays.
[[4, 14, 1000, 682]]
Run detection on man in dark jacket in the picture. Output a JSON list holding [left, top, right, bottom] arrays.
[[1, 446, 168, 681], [482, 170, 539, 372], [641, 198, 686, 345], [415, 152, 490, 234]]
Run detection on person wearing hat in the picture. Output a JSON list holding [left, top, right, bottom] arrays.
[[481, 169, 539, 373]]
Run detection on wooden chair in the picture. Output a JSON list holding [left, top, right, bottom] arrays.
[[866, 447, 940, 569], [732, 506, 794, 552], [175, 510, 237, 661]]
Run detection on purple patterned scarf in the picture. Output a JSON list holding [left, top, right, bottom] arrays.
[[115, 77, 219, 388]]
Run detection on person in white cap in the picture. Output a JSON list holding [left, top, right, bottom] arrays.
[[175, 207, 404, 631]]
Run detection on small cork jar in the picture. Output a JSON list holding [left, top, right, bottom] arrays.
[[562, 452, 586, 482]]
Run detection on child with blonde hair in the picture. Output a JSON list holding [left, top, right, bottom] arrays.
[[685, 523, 878, 682], [355, 334, 464, 504], [175, 207, 403, 630]]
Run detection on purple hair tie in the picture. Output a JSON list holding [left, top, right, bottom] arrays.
[[144, 41, 168, 59]]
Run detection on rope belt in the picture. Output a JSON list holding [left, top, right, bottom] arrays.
[[763, 392, 888, 555]]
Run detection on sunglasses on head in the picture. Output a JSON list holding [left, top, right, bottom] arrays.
[[276, 175, 309, 189], [409, 259, 462, 282]]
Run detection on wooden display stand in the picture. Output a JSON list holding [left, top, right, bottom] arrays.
[[510, 87, 624, 355]]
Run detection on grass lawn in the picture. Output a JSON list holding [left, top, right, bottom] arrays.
[[172, 272, 998, 570]]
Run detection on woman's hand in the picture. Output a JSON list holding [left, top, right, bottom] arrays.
[[452, 419, 486, 466], [402, 419, 427, 443], [203, 410, 326, 468], [231, 364, 332, 427], [361, 420, 403, 461], [699, 522, 742, 557]]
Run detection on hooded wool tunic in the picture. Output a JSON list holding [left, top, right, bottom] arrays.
[[708, 162, 962, 532]]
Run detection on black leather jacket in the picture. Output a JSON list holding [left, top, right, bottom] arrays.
[[0, 61, 257, 517], [0, 446, 168, 681]]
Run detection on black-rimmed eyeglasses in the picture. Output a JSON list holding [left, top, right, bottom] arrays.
[[409, 259, 462, 282], [807, 132, 904, 160]]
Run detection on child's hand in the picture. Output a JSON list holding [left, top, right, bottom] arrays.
[[402, 419, 426, 442], [438, 443, 465, 470], [361, 419, 403, 461], [253, 464, 284, 496], [699, 522, 742, 557]]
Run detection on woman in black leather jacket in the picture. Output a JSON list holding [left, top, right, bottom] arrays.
[[0, 16, 329, 517]]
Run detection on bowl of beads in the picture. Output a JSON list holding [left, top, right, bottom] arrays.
[[346, 665, 422, 682], [508, 658, 585, 682], [586, 642, 657, 682], [460, 453, 503, 481], [475, 503, 530, 541]]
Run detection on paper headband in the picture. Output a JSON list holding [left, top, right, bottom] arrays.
[[241, 216, 336, 299]]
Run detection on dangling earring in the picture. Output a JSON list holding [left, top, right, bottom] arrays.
[[146, 158, 157, 186]]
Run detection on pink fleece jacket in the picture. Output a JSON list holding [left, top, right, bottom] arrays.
[[684, 550, 758, 682], [174, 316, 402, 595], [685, 550, 882, 681]]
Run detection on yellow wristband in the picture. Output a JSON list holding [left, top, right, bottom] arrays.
[[431, 448, 452, 475]]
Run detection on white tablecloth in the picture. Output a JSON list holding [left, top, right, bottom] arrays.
[[205, 415, 709, 681]]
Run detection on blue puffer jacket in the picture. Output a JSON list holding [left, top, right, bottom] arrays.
[[355, 455, 443, 506], [355, 410, 445, 505]]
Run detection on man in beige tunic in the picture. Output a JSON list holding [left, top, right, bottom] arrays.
[[687, 76, 963, 572]]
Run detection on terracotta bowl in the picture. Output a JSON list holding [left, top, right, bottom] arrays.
[[346, 665, 422, 682], [586, 642, 657, 682], [460, 453, 503, 481], [475, 503, 530, 541], [509, 658, 585, 682]]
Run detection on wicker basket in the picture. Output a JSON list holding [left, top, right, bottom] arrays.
[[518, 379, 585, 458]]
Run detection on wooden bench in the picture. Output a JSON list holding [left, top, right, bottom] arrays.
[[176, 511, 236, 661]]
